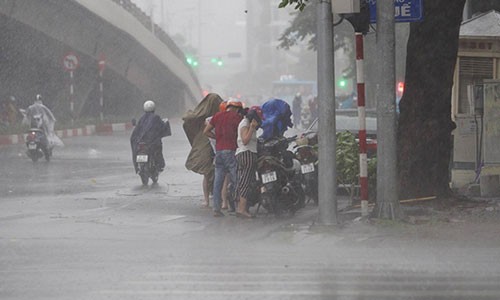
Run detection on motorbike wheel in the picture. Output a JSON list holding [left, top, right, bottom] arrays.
[[311, 185, 318, 205], [44, 151, 50, 162], [140, 173, 149, 185], [260, 194, 274, 215], [44, 148, 52, 162], [271, 196, 284, 217], [30, 153, 38, 163], [151, 172, 159, 184]]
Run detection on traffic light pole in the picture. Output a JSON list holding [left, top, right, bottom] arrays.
[[317, 0, 337, 225], [341, 1, 370, 216], [355, 32, 369, 217]]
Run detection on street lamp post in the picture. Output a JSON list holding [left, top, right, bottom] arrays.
[[317, 0, 337, 225]]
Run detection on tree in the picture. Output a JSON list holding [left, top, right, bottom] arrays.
[[397, 1, 466, 198], [278, 0, 468, 200]]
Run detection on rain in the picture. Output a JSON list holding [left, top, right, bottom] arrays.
[[1, 1, 500, 299]]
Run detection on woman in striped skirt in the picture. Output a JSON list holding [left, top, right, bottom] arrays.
[[236, 106, 264, 218]]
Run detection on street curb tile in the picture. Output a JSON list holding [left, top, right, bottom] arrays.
[[0, 122, 131, 146]]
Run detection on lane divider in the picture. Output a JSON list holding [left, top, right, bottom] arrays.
[[0, 122, 133, 146]]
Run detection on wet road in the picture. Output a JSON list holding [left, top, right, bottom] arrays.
[[1, 120, 500, 300]]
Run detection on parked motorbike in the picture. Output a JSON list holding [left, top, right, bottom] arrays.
[[256, 135, 305, 216], [294, 131, 319, 205], [25, 128, 51, 162]]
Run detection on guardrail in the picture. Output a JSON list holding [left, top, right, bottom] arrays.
[[110, 0, 199, 85]]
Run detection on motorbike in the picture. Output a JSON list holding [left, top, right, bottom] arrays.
[[132, 118, 171, 186], [26, 128, 51, 162], [25, 113, 52, 163], [293, 131, 319, 205], [21, 112, 58, 163], [256, 135, 305, 216], [135, 142, 161, 185]]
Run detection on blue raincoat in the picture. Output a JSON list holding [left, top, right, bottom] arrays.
[[259, 98, 293, 141]]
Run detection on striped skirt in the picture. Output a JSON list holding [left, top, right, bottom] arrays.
[[236, 150, 257, 200]]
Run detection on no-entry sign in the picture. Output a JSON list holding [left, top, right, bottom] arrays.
[[98, 53, 106, 72], [63, 53, 79, 71]]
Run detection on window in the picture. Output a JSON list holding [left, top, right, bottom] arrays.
[[458, 57, 493, 114]]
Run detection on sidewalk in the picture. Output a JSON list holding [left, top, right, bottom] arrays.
[[0, 122, 134, 146]]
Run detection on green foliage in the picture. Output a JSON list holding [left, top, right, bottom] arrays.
[[334, 131, 378, 200], [367, 156, 377, 200], [336, 131, 359, 186], [277, 0, 349, 58], [278, 4, 316, 50], [278, 0, 309, 11]]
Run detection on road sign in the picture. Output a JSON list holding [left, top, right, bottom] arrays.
[[98, 53, 106, 72], [368, 0, 423, 23], [63, 53, 79, 71], [98, 60, 106, 72]]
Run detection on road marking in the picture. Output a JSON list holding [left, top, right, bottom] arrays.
[[98, 289, 500, 297]]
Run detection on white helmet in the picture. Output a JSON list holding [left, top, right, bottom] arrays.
[[143, 100, 155, 112]]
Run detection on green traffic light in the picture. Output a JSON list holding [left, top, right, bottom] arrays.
[[210, 57, 224, 67], [338, 79, 347, 88], [186, 55, 199, 68]]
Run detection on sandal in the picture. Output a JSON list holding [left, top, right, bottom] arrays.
[[236, 212, 254, 219]]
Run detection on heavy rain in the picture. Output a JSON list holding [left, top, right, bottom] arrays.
[[1, 0, 500, 299]]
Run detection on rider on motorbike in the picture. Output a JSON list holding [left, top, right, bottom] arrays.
[[21, 94, 64, 150], [130, 100, 170, 173]]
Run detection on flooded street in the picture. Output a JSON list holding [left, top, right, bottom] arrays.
[[0, 120, 499, 299]]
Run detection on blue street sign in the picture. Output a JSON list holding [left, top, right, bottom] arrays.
[[368, 0, 423, 23]]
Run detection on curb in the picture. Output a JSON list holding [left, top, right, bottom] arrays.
[[0, 122, 133, 146]]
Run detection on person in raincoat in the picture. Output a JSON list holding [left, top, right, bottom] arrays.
[[259, 98, 293, 141], [21, 94, 64, 149], [183, 93, 223, 207], [130, 100, 170, 173]]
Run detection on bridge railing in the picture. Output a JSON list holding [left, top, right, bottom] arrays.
[[110, 0, 199, 84]]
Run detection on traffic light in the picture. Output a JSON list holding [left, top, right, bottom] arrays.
[[211, 57, 224, 67], [338, 78, 347, 88], [185, 55, 199, 68], [397, 81, 405, 94]]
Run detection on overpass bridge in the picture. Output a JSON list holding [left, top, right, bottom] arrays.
[[0, 0, 201, 122]]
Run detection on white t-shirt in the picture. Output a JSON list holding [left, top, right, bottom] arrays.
[[236, 118, 257, 155], [205, 116, 216, 153]]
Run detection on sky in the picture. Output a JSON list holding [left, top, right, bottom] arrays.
[[131, 0, 248, 91]]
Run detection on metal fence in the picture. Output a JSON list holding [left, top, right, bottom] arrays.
[[110, 0, 191, 69]]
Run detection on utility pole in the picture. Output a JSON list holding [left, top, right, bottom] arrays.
[[317, 0, 337, 225], [374, 0, 402, 219]]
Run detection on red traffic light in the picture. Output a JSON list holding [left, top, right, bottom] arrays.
[[397, 81, 405, 94]]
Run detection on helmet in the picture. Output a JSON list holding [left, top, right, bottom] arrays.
[[35, 94, 42, 103], [249, 106, 264, 120], [226, 100, 243, 109], [219, 101, 227, 112], [247, 106, 265, 127], [143, 100, 155, 112]]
